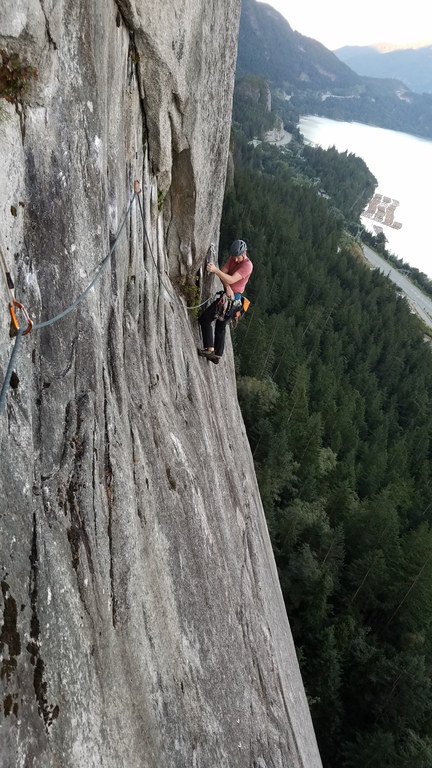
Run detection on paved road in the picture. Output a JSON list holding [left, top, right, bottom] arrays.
[[362, 243, 432, 330]]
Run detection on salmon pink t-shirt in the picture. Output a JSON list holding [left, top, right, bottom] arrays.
[[224, 255, 253, 294]]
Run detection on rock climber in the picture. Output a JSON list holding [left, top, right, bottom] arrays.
[[198, 239, 253, 365]]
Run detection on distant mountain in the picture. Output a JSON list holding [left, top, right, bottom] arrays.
[[237, 0, 432, 139], [237, 1, 361, 91], [334, 43, 432, 94]]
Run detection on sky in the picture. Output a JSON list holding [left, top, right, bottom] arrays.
[[259, 0, 432, 50]]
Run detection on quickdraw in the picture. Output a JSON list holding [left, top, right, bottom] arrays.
[[0, 247, 33, 337], [9, 299, 33, 336]]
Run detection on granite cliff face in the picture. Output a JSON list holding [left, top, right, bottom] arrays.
[[0, 2, 322, 766]]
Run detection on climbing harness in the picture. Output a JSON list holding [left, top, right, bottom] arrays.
[[194, 243, 252, 321], [213, 291, 251, 327]]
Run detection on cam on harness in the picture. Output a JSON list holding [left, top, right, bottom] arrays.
[[214, 290, 251, 328]]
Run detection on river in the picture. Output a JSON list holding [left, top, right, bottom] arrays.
[[298, 115, 432, 279]]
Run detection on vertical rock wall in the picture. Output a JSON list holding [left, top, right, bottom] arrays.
[[0, 2, 323, 767]]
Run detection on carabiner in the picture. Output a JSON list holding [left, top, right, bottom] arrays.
[[9, 300, 33, 337]]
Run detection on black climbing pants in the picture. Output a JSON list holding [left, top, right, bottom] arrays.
[[199, 299, 231, 357]]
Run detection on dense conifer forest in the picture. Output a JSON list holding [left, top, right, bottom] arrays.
[[220, 92, 432, 768]]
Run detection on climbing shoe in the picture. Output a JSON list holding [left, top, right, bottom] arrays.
[[197, 349, 221, 364]]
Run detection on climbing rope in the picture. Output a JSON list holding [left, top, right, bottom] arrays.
[[187, 242, 217, 310], [0, 180, 215, 415], [135, 193, 214, 311], [33, 187, 137, 330], [0, 246, 16, 305], [0, 328, 25, 414], [0, 183, 139, 415], [136, 192, 181, 306], [184, 295, 213, 310], [0, 246, 33, 336]]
